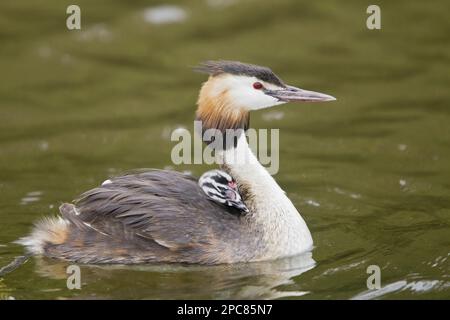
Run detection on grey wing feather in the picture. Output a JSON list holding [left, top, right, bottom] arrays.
[[59, 203, 89, 230], [72, 170, 242, 251]]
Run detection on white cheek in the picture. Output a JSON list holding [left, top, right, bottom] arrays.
[[250, 92, 285, 110], [230, 86, 285, 110]]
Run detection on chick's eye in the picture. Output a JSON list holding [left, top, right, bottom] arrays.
[[225, 190, 236, 200], [253, 82, 263, 90]]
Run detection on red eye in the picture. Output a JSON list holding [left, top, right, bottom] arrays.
[[253, 82, 263, 90]]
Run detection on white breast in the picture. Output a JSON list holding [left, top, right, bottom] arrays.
[[219, 134, 313, 261]]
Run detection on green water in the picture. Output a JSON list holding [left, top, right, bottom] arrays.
[[0, 0, 449, 299]]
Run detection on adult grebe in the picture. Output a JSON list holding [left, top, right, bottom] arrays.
[[18, 61, 335, 264]]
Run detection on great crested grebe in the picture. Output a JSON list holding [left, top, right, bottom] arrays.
[[18, 61, 335, 265]]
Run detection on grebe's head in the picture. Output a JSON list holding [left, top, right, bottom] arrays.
[[195, 60, 335, 132], [199, 170, 249, 213]]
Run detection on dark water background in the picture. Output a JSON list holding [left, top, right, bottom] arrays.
[[0, 0, 449, 299]]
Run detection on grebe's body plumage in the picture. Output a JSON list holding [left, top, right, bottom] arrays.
[[21, 171, 247, 264], [18, 61, 335, 265]]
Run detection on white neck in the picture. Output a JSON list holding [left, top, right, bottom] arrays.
[[217, 134, 313, 261]]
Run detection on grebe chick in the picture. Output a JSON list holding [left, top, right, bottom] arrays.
[[18, 60, 336, 265], [199, 170, 249, 214]]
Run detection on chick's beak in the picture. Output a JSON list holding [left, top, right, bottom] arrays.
[[266, 85, 336, 102], [238, 203, 250, 214], [229, 200, 249, 214]]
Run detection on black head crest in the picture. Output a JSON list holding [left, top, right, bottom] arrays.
[[194, 60, 285, 87]]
